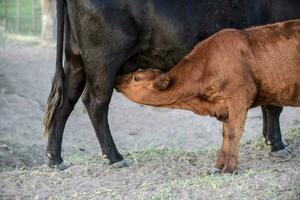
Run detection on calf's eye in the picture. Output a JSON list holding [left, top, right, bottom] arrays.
[[133, 76, 141, 81]]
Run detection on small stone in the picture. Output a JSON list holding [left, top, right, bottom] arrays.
[[207, 167, 221, 175]]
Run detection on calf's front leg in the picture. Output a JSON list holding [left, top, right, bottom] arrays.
[[214, 124, 229, 172], [221, 106, 248, 173], [213, 92, 250, 174]]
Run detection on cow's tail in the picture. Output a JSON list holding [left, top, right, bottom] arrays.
[[43, 0, 65, 137]]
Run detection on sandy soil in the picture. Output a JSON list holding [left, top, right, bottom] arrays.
[[0, 40, 299, 199]]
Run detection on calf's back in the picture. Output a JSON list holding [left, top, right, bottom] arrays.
[[243, 20, 300, 106]]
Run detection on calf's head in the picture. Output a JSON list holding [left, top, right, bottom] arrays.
[[116, 69, 171, 105]]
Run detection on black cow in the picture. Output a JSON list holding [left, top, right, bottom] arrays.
[[44, 0, 299, 169]]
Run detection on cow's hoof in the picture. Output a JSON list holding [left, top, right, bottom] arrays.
[[270, 147, 292, 159], [110, 159, 130, 168], [282, 140, 289, 147], [48, 161, 70, 171], [207, 167, 222, 175]]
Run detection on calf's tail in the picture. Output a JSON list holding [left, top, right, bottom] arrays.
[[43, 0, 65, 137]]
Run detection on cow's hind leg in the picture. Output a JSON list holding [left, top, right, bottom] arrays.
[[44, 54, 85, 169]]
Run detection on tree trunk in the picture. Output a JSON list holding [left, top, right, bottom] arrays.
[[41, 0, 55, 41]]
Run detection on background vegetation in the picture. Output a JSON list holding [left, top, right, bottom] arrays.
[[0, 0, 42, 35], [0, 0, 55, 41]]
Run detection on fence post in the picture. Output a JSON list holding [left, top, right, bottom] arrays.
[[31, 0, 36, 33], [15, 0, 20, 32], [3, 0, 8, 31], [41, 0, 55, 41]]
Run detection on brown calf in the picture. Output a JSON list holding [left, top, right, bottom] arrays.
[[116, 20, 300, 173]]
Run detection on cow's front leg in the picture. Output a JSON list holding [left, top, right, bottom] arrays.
[[81, 56, 129, 167], [82, 87, 126, 166], [264, 106, 291, 158], [261, 106, 268, 142]]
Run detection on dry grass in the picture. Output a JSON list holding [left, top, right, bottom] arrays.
[[1, 128, 299, 199]]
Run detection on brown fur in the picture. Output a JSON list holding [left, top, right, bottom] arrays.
[[116, 20, 300, 173]]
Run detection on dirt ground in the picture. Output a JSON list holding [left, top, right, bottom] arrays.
[[0, 38, 299, 199]]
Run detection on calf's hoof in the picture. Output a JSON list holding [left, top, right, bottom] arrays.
[[270, 147, 293, 159], [110, 159, 130, 168], [207, 167, 222, 175], [221, 168, 235, 174], [48, 161, 70, 171]]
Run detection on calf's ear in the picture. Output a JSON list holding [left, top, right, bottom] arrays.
[[153, 74, 170, 91]]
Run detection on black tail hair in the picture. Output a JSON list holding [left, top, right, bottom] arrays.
[[43, 0, 65, 137]]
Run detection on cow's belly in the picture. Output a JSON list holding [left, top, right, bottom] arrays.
[[120, 36, 196, 74]]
